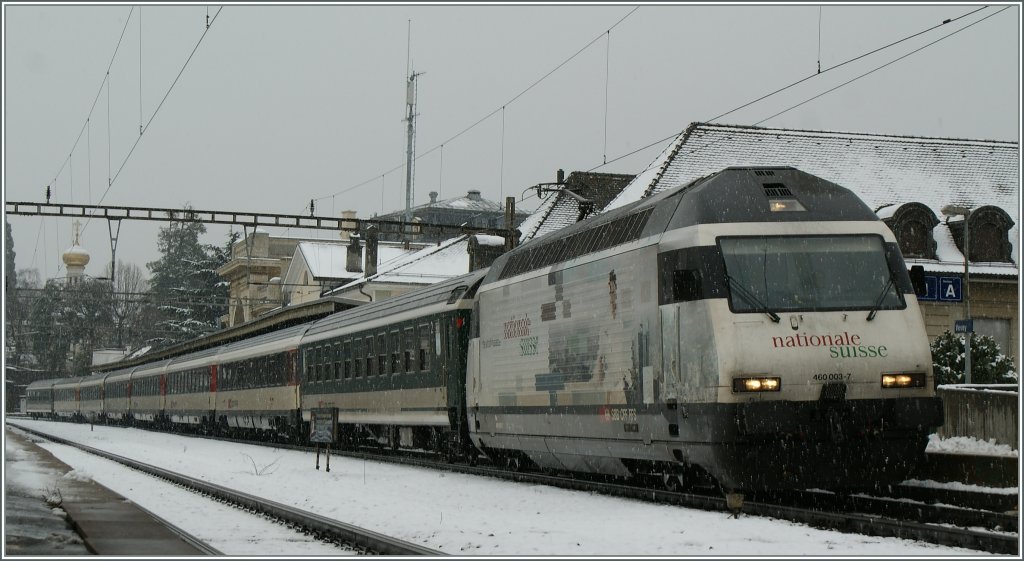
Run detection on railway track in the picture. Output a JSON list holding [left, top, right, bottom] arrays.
[[12, 418, 1018, 555], [342, 448, 1019, 555], [9, 423, 443, 556]]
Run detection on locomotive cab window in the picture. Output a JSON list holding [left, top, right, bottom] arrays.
[[718, 235, 907, 314]]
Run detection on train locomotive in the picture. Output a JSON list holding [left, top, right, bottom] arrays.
[[24, 166, 943, 494]]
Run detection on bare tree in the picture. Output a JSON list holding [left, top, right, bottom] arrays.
[[109, 260, 149, 350]]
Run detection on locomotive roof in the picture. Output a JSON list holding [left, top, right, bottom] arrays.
[[485, 166, 875, 283], [304, 269, 487, 338]]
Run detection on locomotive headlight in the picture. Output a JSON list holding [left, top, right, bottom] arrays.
[[881, 372, 926, 389], [732, 376, 781, 392], [768, 199, 806, 212]]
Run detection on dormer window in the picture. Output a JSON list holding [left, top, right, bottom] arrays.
[[880, 203, 938, 260], [947, 205, 1015, 263]]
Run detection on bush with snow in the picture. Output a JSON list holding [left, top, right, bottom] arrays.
[[930, 330, 1017, 385]]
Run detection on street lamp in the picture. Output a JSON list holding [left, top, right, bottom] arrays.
[[942, 204, 972, 384]]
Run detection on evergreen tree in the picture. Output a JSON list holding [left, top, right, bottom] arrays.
[[146, 212, 230, 348], [931, 330, 1018, 385], [27, 278, 114, 376], [4, 224, 38, 371], [5, 222, 18, 356], [5, 222, 15, 291]]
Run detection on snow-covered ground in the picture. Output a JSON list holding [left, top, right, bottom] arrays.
[[3, 419, 1000, 556]]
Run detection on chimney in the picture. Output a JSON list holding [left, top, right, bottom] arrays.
[[429, 191, 438, 204], [339, 210, 357, 242], [364, 227, 379, 278], [468, 234, 506, 272], [346, 234, 362, 273], [557, 169, 565, 184], [504, 196, 518, 251], [467, 189, 482, 201]]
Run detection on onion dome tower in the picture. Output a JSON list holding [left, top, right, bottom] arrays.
[[62, 220, 90, 284]]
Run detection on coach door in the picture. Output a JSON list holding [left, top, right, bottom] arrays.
[[661, 307, 681, 399]]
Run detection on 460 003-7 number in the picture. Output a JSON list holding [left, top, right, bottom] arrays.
[[812, 372, 851, 382]]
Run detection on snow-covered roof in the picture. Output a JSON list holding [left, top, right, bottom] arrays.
[[295, 241, 420, 281], [604, 122, 1019, 276], [331, 235, 472, 292], [518, 172, 635, 243]]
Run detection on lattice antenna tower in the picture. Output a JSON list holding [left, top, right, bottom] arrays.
[[404, 20, 424, 223]]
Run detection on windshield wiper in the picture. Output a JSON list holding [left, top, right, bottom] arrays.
[[725, 274, 780, 323], [865, 274, 897, 321]]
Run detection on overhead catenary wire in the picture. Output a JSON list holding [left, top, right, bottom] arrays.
[[45, 6, 135, 202], [94, 6, 225, 213], [309, 6, 640, 207], [752, 5, 1011, 128], [587, 5, 1001, 174]]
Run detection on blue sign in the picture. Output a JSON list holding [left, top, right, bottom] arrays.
[[917, 275, 962, 302], [938, 277, 962, 302], [954, 319, 974, 334]]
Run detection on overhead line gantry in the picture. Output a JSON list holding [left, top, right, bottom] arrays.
[[6, 200, 521, 277]]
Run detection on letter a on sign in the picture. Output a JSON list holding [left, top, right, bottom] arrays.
[[938, 277, 962, 302], [945, 283, 958, 299]]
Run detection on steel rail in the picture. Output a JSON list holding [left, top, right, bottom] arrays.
[[10, 423, 444, 556]]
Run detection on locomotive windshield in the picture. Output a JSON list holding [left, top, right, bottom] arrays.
[[718, 234, 904, 314]]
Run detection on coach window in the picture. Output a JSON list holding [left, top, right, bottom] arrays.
[[342, 341, 352, 380], [401, 327, 412, 373], [390, 330, 402, 374], [418, 325, 430, 372], [353, 339, 363, 378], [377, 333, 387, 376], [333, 342, 342, 380], [366, 337, 376, 376]]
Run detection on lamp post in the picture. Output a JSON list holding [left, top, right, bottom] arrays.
[[942, 204, 972, 384]]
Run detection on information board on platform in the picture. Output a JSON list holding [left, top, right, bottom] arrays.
[[309, 408, 337, 443]]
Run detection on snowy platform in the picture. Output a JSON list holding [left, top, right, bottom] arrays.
[[4, 427, 210, 556]]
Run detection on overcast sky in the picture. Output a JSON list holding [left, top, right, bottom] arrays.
[[3, 3, 1020, 281]]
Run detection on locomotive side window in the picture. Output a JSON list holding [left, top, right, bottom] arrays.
[[673, 269, 701, 302]]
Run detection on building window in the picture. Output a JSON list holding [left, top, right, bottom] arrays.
[[881, 203, 938, 260], [947, 205, 1014, 263]]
